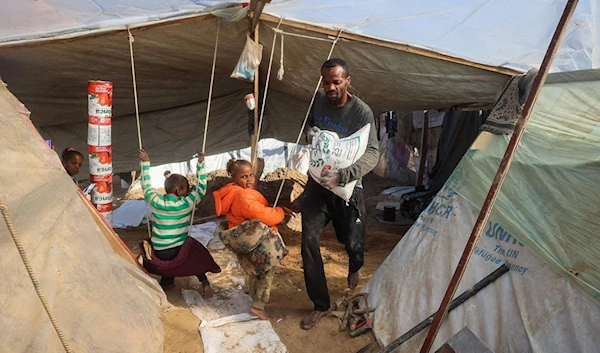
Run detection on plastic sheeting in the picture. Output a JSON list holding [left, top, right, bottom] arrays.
[[448, 68, 600, 304], [0, 81, 166, 351], [362, 68, 600, 352], [265, 0, 600, 73], [1, 1, 598, 73], [362, 187, 600, 352], [139, 138, 305, 188], [0, 1, 245, 43]]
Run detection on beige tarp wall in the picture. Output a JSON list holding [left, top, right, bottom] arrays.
[[0, 16, 510, 173], [0, 81, 166, 352]]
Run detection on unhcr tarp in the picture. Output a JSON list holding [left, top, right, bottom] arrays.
[[362, 70, 600, 352], [449, 68, 600, 304], [0, 81, 166, 352]]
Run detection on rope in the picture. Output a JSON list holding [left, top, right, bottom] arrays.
[[201, 19, 220, 153], [127, 26, 153, 240], [273, 29, 344, 207], [0, 198, 73, 353], [189, 19, 220, 230], [127, 27, 143, 151], [255, 18, 283, 147], [277, 32, 284, 81]]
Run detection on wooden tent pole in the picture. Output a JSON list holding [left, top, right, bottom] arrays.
[[416, 110, 429, 187], [251, 22, 260, 173], [418, 1, 580, 352]]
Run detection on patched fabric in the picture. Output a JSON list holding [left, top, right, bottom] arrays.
[[217, 219, 268, 254], [218, 220, 289, 275], [238, 228, 289, 276], [481, 77, 523, 135]]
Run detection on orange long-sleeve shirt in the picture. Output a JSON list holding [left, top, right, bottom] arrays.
[[214, 183, 285, 231]]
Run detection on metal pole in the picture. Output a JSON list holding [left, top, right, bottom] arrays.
[[419, 1, 580, 352]]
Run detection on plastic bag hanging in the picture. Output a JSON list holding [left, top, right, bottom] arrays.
[[231, 34, 263, 82]]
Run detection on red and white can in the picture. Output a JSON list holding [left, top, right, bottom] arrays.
[[95, 203, 113, 224], [91, 179, 113, 205], [88, 145, 112, 176], [88, 81, 113, 118], [87, 116, 112, 146]]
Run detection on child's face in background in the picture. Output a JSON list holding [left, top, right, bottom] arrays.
[[232, 164, 255, 189], [63, 154, 83, 177]]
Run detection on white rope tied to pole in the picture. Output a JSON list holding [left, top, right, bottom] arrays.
[[277, 32, 285, 81], [127, 27, 143, 151], [0, 198, 73, 353], [255, 18, 283, 146], [273, 29, 344, 208], [127, 26, 153, 239], [201, 19, 220, 154], [190, 19, 220, 230]]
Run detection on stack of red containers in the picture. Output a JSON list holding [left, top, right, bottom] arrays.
[[87, 80, 113, 223]]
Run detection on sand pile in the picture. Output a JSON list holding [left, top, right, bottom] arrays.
[[257, 168, 307, 212], [121, 179, 164, 201], [193, 170, 231, 218]]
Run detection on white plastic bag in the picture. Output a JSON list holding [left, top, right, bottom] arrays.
[[308, 124, 370, 201], [231, 35, 263, 82]]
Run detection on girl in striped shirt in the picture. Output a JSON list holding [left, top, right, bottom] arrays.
[[139, 149, 216, 296]]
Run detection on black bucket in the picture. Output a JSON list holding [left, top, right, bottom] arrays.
[[383, 206, 396, 222]]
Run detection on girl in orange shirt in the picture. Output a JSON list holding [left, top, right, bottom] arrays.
[[214, 158, 291, 319]]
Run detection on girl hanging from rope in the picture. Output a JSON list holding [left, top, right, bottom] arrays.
[[213, 158, 293, 319], [138, 148, 220, 295]]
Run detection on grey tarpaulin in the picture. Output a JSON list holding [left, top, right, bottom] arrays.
[[0, 16, 510, 174]]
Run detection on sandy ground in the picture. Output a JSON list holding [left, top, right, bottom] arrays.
[[116, 172, 411, 353]]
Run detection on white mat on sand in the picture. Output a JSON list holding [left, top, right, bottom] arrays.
[[182, 259, 287, 353], [200, 318, 286, 353]]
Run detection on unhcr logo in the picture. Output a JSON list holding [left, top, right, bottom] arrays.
[[485, 222, 524, 246]]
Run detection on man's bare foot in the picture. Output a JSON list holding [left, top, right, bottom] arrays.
[[300, 306, 334, 330], [250, 306, 270, 320], [201, 282, 213, 298], [348, 271, 360, 289]]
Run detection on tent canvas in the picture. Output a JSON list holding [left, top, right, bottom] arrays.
[[0, 13, 511, 175], [1, 1, 597, 72], [0, 81, 166, 352], [0, 1, 599, 351], [362, 69, 600, 352]]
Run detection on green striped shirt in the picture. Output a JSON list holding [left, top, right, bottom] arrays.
[[140, 161, 207, 250]]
